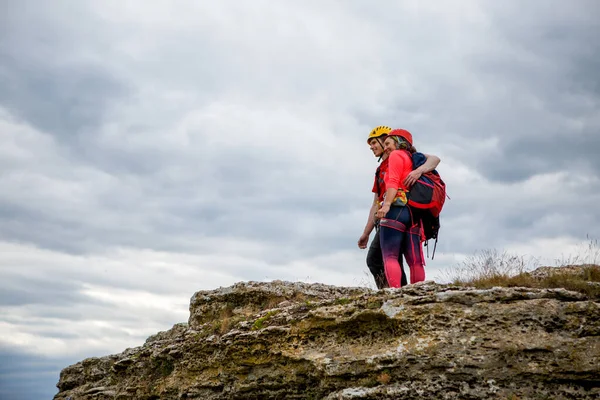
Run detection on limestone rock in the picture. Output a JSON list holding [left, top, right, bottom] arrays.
[[528, 264, 599, 280], [55, 280, 600, 399]]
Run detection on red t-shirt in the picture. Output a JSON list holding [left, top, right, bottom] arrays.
[[372, 158, 389, 203], [384, 150, 413, 191]]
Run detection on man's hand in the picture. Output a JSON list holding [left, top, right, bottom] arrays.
[[404, 168, 423, 187], [357, 233, 369, 249]]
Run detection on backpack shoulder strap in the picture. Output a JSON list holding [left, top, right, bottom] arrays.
[[411, 151, 427, 170]]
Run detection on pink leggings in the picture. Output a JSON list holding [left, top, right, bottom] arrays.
[[379, 206, 425, 288]]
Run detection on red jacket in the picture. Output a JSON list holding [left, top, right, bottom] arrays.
[[372, 158, 389, 203]]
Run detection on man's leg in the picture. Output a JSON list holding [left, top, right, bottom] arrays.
[[399, 255, 408, 287], [367, 229, 388, 289]]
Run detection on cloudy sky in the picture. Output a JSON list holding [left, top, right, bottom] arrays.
[[1, 0, 599, 398]]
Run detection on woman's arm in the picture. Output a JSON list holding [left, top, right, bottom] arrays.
[[375, 187, 398, 218]]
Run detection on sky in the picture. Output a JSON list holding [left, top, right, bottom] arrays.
[[1, 0, 599, 398]]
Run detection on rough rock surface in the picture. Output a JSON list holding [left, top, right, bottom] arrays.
[[55, 279, 600, 399], [528, 264, 597, 280]]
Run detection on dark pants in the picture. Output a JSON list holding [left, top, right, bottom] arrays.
[[367, 227, 408, 289]]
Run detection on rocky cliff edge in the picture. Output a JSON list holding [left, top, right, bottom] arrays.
[[54, 278, 600, 399]]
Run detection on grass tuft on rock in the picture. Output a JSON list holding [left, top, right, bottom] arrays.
[[447, 243, 600, 299]]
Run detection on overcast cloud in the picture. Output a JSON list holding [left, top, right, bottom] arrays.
[[1, 1, 599, 398]]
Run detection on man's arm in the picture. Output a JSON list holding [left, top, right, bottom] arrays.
[[420, 153, 441, 173], [358, 194, 379, 249], [404, 153, 441, 186]]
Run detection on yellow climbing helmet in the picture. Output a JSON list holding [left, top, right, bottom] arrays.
[[367, 125, 392, 143]]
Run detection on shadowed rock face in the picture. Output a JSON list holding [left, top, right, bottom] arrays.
[[54, 280, 600, 400]]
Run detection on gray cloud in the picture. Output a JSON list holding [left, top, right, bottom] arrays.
[[0, 56, 128, 139], [361, 1, 600, 185], [1, 3, 129, 140], [1, 1, 600, 398], [0, 275, 84, 307], [0, 347, 67, 400], [0, 0, 597, 259]]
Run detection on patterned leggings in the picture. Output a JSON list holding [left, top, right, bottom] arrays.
[[379, 206, 425, 288]]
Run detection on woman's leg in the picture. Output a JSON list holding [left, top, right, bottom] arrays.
[[379, 207, 411, 288], [379, 225, 403, 287], [403, 230, 426, 284], [402, 209, 426, 283], [367, 229, 408, 288]]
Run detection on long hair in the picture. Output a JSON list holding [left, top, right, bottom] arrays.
[[393, 137, 417, 153]]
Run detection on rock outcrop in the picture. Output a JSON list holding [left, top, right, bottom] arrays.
[[55, 278, 600, 399]]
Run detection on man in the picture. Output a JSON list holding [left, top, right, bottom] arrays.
[[358, 126, 441, 289]]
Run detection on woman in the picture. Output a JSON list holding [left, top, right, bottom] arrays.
[[375, 129, 426, 287]]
